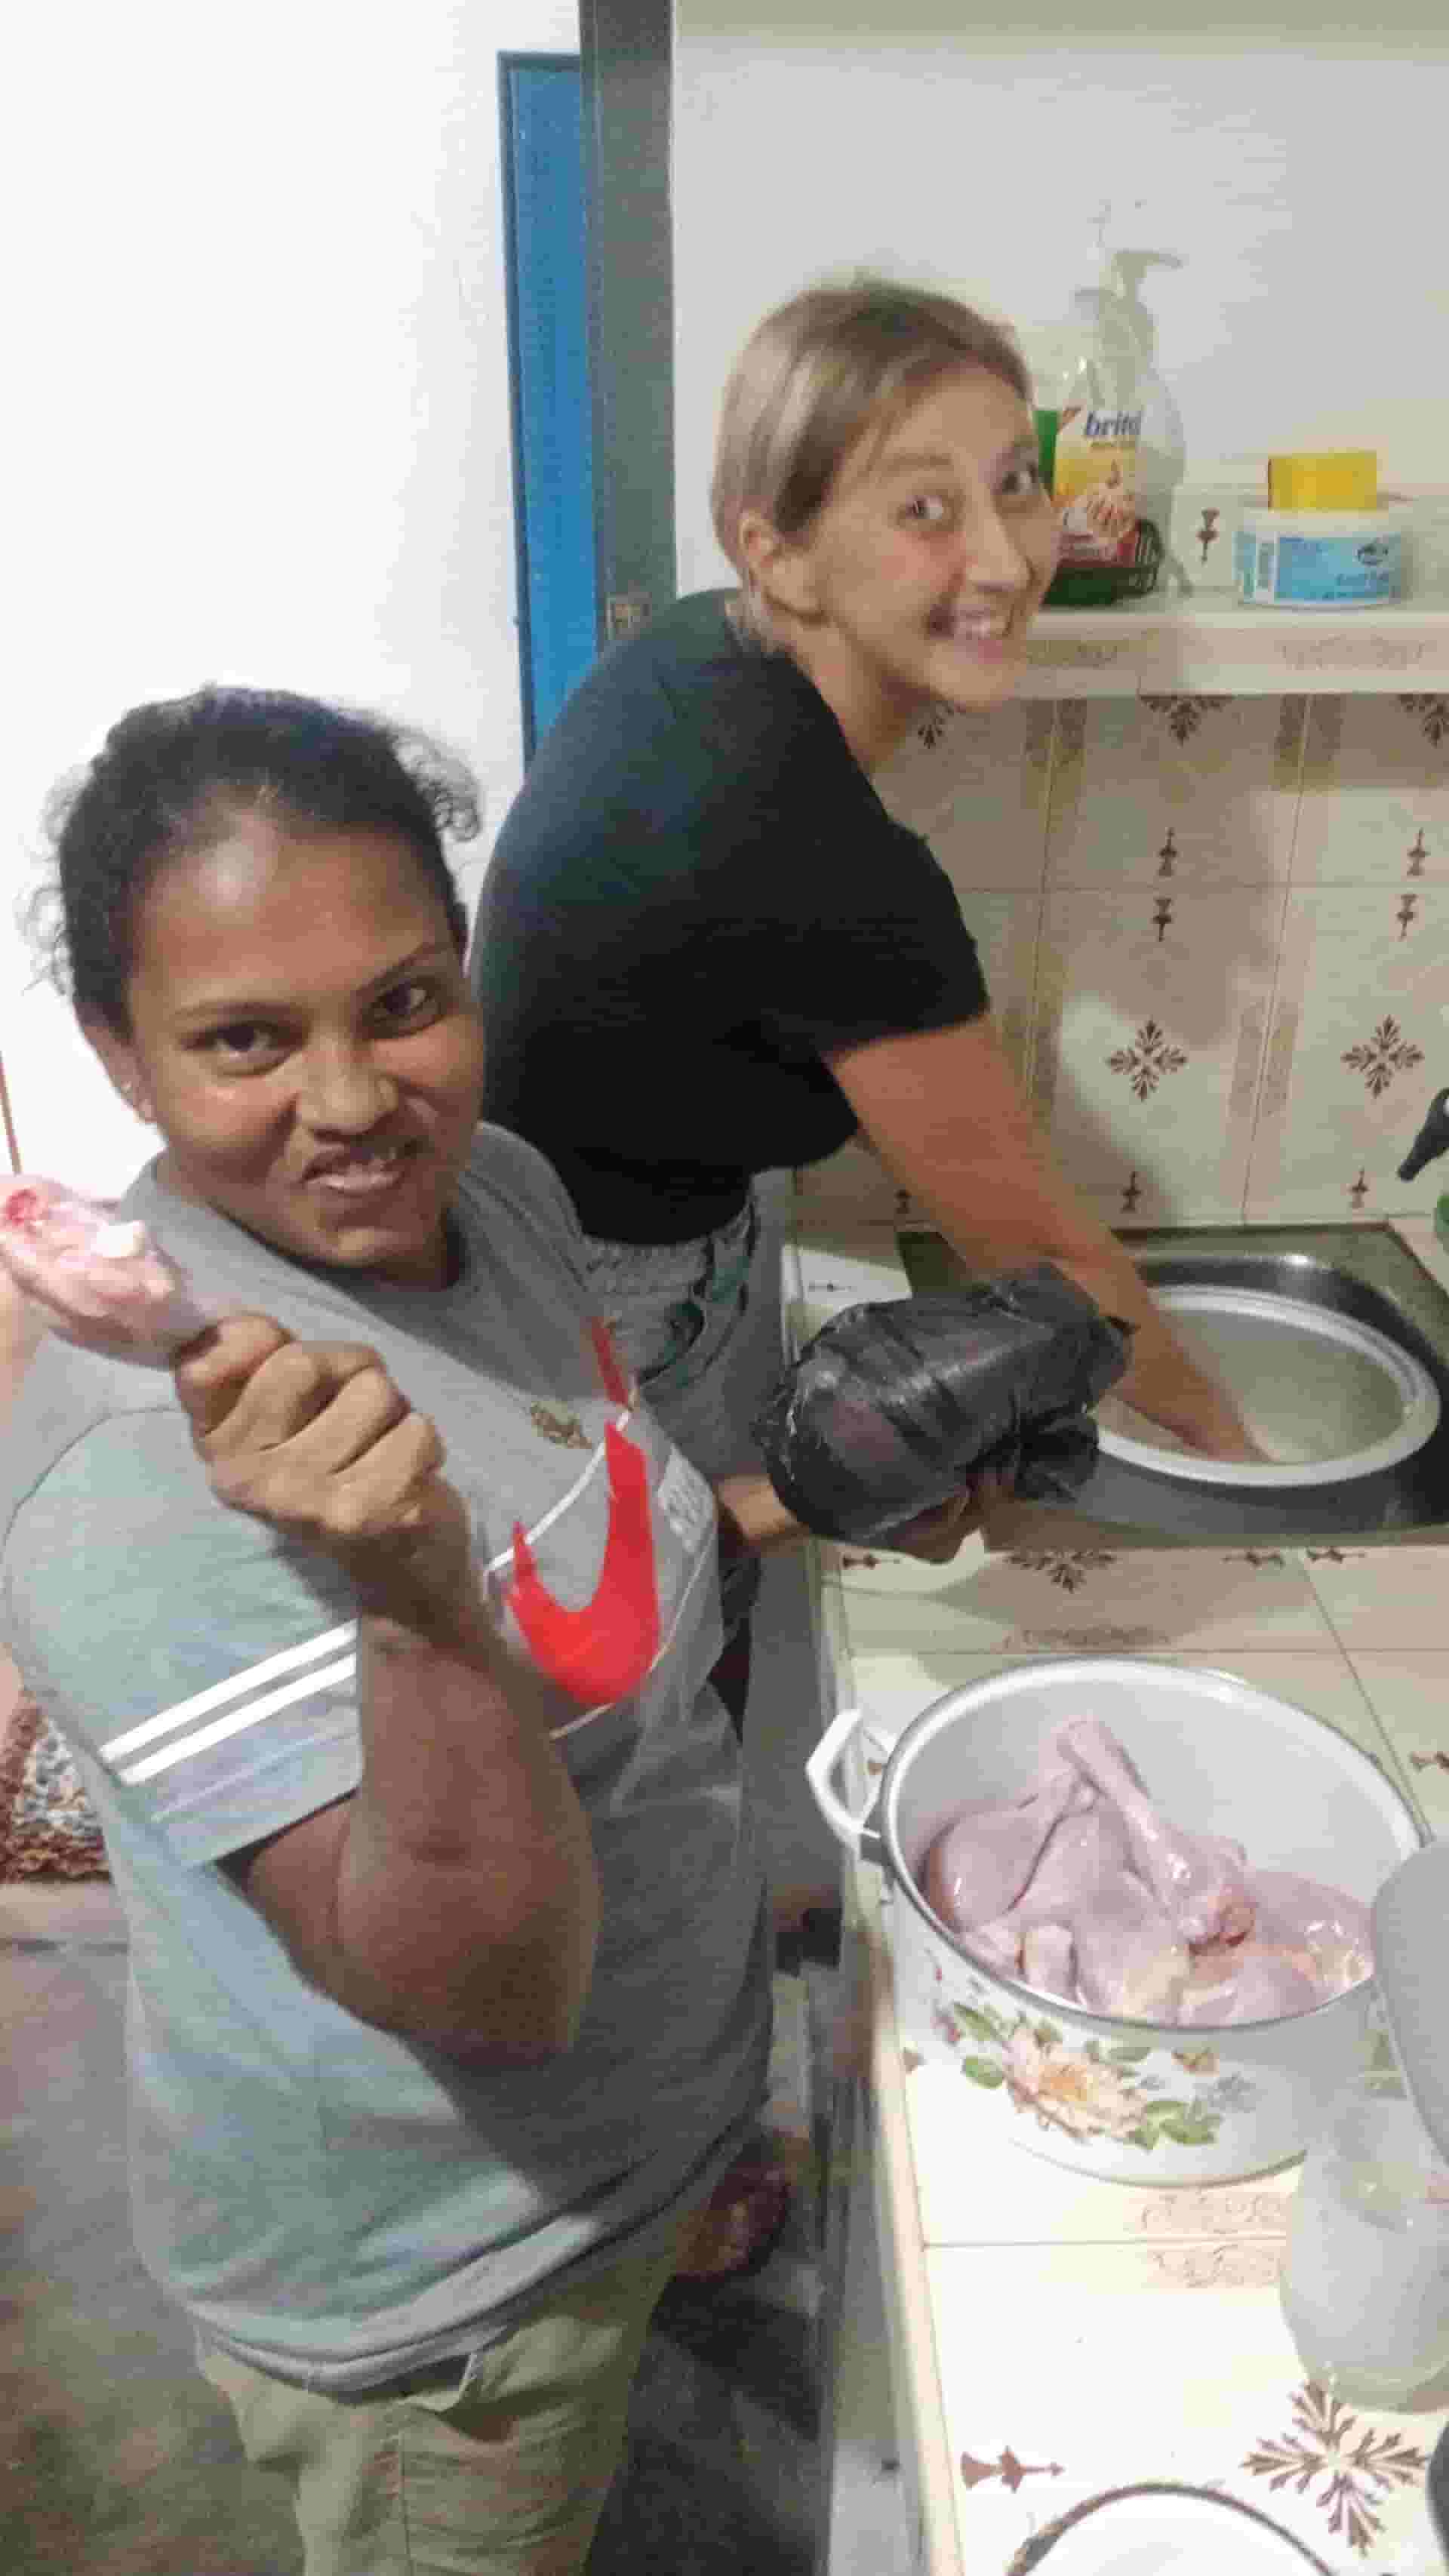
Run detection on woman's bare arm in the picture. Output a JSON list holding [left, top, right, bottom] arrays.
[[177, 1319, 601, 2066], [826, 1013, 1257, 1461]]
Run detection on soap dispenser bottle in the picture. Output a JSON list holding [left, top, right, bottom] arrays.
[[1030, 211, 1163, 608], [1397, 1088, 1449, 1253]]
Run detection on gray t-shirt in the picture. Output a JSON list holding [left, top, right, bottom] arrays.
[[0, 1130, 769, 2390]]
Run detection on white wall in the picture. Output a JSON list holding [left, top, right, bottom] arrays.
[[2, 0, 577, 1193], [673, 1, 1449, 592]]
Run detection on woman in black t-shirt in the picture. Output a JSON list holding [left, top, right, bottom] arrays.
[[474, 279, 1252, 1522], [474, 274, 1256, 2287]]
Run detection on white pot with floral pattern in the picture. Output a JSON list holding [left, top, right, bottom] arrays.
[[808, 1658, 1423, 2184]]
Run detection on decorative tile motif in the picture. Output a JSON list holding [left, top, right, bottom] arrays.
[[1294, 694, 1449, 885], [1107, 1018, 1189, 1102], [1403, 694, 1449, 748], [835, 1544, 1340, 1658], [1241, 2381, 1429, 2557], [1046, 695, 1304, 889], [789, 680, 1449, 1233], [1004, 1550, 1118, 1593], [958, 2442, 1062, 2492], [1140, 693, 1232, 744], [1245, 888, 1449, 1220], [924, 2243, 1444, 2576], [1340, 1014, 1425, 1098], [1030, 887, 1280, 1220]]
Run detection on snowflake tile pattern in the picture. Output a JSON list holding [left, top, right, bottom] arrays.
[[1032, 882, 1275, 1220], [1107, 1017, 1189, 1101], [1341, 1014, 1426, 1098], [1242, 2382, 1429, 2557], [783, 680, 1449, 1236], [1247, 885, 1449, 1222]]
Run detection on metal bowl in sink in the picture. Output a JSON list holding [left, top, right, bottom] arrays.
[[895, 1223, 1449, 1543], [1095, 1282, 1441, 1488]]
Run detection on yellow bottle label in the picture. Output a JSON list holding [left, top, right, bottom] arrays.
[[1053, 403, 1142, 567]]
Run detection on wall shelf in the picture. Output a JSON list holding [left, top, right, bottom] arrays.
[[1018, 596, 1449, 698]]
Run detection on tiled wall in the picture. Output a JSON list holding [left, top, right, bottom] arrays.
[[798, 690, 1449, 1234]]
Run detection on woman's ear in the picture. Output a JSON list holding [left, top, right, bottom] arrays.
[[82, 1019, 154, 1125], [737, 510, 821, 620]]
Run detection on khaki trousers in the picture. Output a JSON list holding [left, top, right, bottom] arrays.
[[198, 2226, 688, 2576]]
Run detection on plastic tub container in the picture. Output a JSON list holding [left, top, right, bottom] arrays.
[[1235, 504, 1411, 608]]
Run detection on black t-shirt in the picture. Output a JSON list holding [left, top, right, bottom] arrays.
[[472, 590, 990, 1242]]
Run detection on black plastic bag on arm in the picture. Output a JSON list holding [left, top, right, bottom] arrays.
[[753, 1263, 1133, 1546]]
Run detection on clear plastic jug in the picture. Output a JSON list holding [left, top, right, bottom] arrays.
[[1280, 2066, 1449, 2407]]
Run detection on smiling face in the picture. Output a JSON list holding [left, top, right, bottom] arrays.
[[88, 816, 485, 1287], [740, 364, 1059, 767]]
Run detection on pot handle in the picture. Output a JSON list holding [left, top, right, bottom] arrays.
[[805, 1707, 882, 1861]]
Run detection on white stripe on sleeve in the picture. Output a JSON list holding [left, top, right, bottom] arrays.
[[114, 1654, 358, 1785], [100, 1621, 358, 1781]]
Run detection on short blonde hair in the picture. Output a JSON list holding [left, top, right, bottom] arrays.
[[710, 276, 1032, 587]]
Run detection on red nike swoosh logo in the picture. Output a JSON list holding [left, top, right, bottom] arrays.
[[508, 1423, 661, 1705]]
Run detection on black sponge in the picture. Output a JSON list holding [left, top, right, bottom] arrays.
[[754, 1263, 1131, 1545]]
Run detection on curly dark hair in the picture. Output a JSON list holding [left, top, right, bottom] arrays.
[[29, 685, 483, 1033]]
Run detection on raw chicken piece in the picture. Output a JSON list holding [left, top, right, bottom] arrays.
[[1071, 1868, 1189, 2019], [1242, 1870, 1372, 1993], [1179, 1943, 1326, 2027], [1021, 1921, 1075, 1999], [924, 1720, 1368, 2027], [1059, 1716, 1254, 1946], [0, 1178, 214, 1365], [966, 1799, 1131, 1982], [963, 1917, 1022, 1976], [922, 1763, 1081, 1934], [1176, 1869, 1371, 2027], [997, 1798, 1133, 1931]]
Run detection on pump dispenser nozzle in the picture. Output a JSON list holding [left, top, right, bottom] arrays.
[[1397, 1088, 1449, 1182]]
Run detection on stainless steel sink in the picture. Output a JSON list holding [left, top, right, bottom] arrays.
[[895, 1222, 1449, 1546]]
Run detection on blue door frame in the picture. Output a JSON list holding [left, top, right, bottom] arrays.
[[499, 54, 597, 761]]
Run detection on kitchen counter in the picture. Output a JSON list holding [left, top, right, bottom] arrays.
[[792, 1212, 1449, 2575]]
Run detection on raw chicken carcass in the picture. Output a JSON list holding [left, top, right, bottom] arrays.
[[1177, 1871, 1373, 2026], [1179, 1942, 1326, 2027], [1242, 1870, 1372, 1991], [922, 1763, 1081, 1934], [917, 1718, 1371, 2029], [965, 1799, 1131, 1973], [992, 1797, 1133, 1932], [1069, 1867, 1189, 2020], [1058, 1716, 1254, 1946], [1021, 1921, 1076, 1999], [0, 1179, 214, 1365]]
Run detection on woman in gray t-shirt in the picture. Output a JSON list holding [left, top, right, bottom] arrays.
[[1, 686, 968, 2574]]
